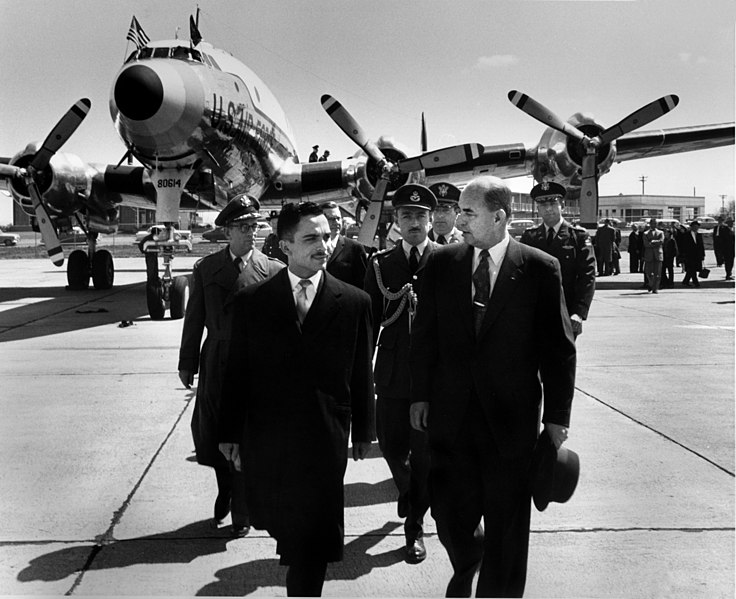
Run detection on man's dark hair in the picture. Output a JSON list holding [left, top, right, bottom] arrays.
[[278, 201, 324, 241], [322, 201, 339, 211]]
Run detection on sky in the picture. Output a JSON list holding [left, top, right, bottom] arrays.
[[1, 0, 734, 225]]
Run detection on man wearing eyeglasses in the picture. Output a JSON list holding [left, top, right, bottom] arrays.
[[178, 194, 285, 538]]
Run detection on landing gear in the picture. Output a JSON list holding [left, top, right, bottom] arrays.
[[65, 230, 115, 291], [169, 275, 191, 320], [67, 249, 90, 289], [141, 223, 192, 320], [92, 250, 114, 289]]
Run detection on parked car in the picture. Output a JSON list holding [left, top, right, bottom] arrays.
[[201, 222, 272, 243], [507, 219, 535, 239], [0, 229, 21, 246], [134, 225, 192, 243], [689, 216, 718, 230]]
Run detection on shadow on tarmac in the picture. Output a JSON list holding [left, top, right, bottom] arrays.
[[0, 283, 151, 342], [197, 521, 404, 596], [16, 520, 404, 596], [16, 520, 230, 584]]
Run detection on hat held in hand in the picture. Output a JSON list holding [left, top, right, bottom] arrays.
[[529, 429, 580, 511]]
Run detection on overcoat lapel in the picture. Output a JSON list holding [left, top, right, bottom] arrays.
[[327, 236, 344, 266], [477, 239, 524, 341], [452, 244, 476, 340], [301, 272, 341, 337]]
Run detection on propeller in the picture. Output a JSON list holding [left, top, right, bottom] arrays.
[[21, 98, 91, 265], [321, 95, 484, 246], [508, 90, 679, 226]]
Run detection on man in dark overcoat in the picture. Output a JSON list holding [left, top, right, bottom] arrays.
[[627, 224, 642, 273], [363, 183, 439, 563], [218, 201, 375, 597], [679, 219, 706, 287], [595, 218, 616, 276], [520, 181, 595, 337], [178, 195, 284, 536], [321, 201, 368, 288], [410, 176, 576, 598]]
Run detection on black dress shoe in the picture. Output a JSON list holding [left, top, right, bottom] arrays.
[[405, 537, 427, 563], [214, 491, 231, 523], [231, 522, 250, 538], [397, 493, 409, 519]]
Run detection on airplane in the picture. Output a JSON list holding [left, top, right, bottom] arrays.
[[1, 13, 734, 321]]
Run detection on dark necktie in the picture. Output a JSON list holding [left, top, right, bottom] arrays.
[[233, 256, 243, 272], [409, 246, 420, 273], [472, 250, 490, 335], [546, 227, 555, 247], [437, 235, 446, 245]]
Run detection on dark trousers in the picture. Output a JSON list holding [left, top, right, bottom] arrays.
[[286, 559, 328, 596], [376, 395, 430, 542], [662, 259, 675, 286], [724, 253, 734, 278], [214, 464, 249, 526], [683, 260, 702, 286], [629, 254, 640, 273], [430, 401, 532, 598]]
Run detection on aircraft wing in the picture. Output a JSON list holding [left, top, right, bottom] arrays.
[[614, 123, 734, 162]]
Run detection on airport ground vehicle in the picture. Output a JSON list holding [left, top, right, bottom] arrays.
[[201, 222, 272, 243], [0, 229, 21, 246], [507, 219, 535, 238]]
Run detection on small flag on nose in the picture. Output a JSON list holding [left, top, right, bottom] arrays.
[[127, 16, 150, 50]]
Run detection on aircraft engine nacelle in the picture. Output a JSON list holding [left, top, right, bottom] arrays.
[[268, 136, 416, 204], [532, 112, 617, 188], [7, 147, 90, 218]]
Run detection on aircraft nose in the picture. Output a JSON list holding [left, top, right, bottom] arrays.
[[114, 64, 163, 121]]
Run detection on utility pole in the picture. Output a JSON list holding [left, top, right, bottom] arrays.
[[720, 195, 726, 215], [638, 175, 647, 195]]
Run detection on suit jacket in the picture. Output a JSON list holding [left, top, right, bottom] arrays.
[[325, 234, 368, 288], [627, 231, 641, 256], [219, 268, 375, 563], [364, 241, 439, 397], [595, 224, 616, 261], [410, 239, 576, 458], [679, 229, 706, 267], [642, 228, 665, 262], [429, 227, 464, 244], [178, 247, 284, 466], [520, 220, 596, 320]]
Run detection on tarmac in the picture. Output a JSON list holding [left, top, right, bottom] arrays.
[[0, 253, 733, 597]]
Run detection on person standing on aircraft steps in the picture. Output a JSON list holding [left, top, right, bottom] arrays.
[[309, 145, 320, 163], [318, 150, 331, 161], [520, 181, 595, 338], [363, 183, 439, 565], [178, 195, 284, 538], [218, 202, 375, 597]]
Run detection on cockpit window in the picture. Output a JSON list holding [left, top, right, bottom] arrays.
[[207, 54, 222, 71], [153, 47, 170, 58], [124, 46, 205, 64]]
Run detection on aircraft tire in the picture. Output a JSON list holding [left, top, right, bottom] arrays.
[[67, 250, 90, 289], [169, 275, 190, 320], [146, 280, 166, 320], [91, 250, 114, 290]]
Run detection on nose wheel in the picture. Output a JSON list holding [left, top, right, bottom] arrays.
[[141, 225, 191, 320]]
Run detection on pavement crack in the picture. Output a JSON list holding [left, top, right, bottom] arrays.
[[64, 394, 193, 595], [576, 386, 735, 477]]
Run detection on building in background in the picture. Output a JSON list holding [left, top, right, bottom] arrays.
[[599, 194, 705, 224]]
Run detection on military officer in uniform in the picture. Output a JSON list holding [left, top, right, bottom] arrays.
[[178, 195, 285, 537], [363, 183, 439, 563], [520, 181, 596, 337], [428, 182, 464, 244]]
